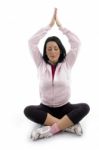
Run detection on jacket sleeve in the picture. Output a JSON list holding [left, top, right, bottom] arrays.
[[59, 27, 81, 68], [28, 26, 51, 67]]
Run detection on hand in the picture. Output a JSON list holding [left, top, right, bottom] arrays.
[[55, 9, 62, 27], [49, 8, 57, 27]]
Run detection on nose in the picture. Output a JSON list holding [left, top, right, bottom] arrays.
[[51, 48, 55, 53]]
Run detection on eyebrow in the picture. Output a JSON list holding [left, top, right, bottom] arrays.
[[47, 46, 58, 48]]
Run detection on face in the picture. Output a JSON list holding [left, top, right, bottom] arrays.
[[46, 41, 60, 65]]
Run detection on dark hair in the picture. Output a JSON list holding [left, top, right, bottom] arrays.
[[43, 36, 66, 64]]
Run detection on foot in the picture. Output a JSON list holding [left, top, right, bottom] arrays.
[[64, 123, 83, 136], [31, 126, 53, 141]]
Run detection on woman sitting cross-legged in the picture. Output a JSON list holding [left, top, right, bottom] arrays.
[[24, 8, 90, 141]]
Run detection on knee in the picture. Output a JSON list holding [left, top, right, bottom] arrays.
[[24, 106, 32, 117], [81, 103, 90, 115]]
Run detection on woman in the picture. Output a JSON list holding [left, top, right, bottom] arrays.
[[24, 8, 90, 140]]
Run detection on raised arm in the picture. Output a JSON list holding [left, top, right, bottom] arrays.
[[28, 26, 51, 67], [55, 9, 81, 68], [28, 8, 57, 67]]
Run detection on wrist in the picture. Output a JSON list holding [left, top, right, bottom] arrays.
[[49, 22, 55, 28], [57, 23, 62, 28], [47, 25, 52, 30], [56, 22, 62, 28], [58, 24, 62, 27]]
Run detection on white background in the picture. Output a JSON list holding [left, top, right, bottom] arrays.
[[0, 0, 99, 149]]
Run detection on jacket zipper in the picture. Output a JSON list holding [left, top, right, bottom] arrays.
[[52, 76, 54, 106]]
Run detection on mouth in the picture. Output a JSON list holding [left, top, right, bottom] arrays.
[[50, 56, 56, 58]]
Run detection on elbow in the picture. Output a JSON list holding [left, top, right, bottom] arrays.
[[77, 41, 81, 49], [75, 37, 81, 47], [28, 38, 32, 47], [28, 39, 34, 50]]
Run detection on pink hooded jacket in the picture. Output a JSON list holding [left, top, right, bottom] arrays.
[[29, 26, 80, 107]]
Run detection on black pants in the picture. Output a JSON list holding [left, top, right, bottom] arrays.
[[24, 102, 90, 125]]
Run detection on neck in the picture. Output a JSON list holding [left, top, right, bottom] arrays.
[[48, 60, 57, 66]]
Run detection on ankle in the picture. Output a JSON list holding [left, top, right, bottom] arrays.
[[50, 123, 61, 134]]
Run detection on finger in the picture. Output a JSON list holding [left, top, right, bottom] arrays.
[[54, 8, 57, 19], [54, 8, 57, 13]]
